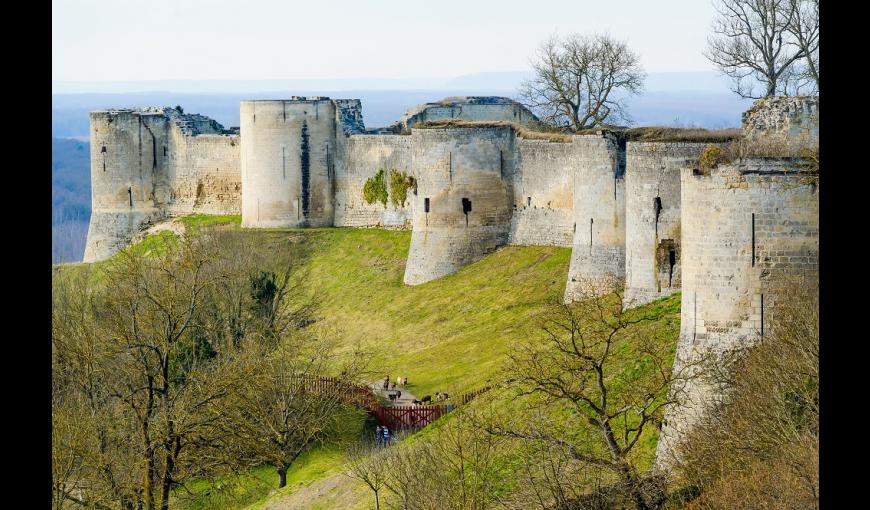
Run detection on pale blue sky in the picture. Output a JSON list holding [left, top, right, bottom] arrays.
[[53, 0, 717, 82]]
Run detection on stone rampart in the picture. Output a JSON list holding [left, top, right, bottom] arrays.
[[508, 139, 576, 247]]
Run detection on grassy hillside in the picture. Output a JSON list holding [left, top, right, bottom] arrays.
[[64, 216, 681, 509]]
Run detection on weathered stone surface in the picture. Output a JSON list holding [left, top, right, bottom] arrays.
[[403, 127, 515, 285], [623, 142, 708, 308], [742, 96, 818, 145], [83, 108, 240, 262], [655, 159, 819, 468], [563, 134, 626, 302]]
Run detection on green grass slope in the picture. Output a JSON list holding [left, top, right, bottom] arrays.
[[60, 216, 682, 509]]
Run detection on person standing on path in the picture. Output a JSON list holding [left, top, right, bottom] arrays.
[[382, 426, 391, 447], [375, 425, 383, 447]]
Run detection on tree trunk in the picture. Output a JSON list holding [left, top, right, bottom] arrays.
[[277, 466, 288, 488], [144, 446, 155, 510], [374, 489, 380, 510], [159, 444, 177, 510]]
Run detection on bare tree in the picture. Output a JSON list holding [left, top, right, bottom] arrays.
[[492, 277, 705, 510], [519, 33, 645, 131], [705, 0, 818, 98], [344, 440, 393, 510], [786, 0, 819, 93], [220, 334, 368, 488]]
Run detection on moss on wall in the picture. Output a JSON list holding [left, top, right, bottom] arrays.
[[362, 169, 388, 208]]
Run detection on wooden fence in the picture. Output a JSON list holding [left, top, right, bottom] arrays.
[[297, 376, 492, 431]]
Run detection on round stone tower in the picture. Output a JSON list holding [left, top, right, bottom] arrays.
[[656, 157, 819, 467], [83, 109, 171, 262], [240, 98, 337, 228], [403, 126, 516, 285]]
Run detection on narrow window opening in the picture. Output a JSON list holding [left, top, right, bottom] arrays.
[[654, 196, 663, 238], [668, 248, 676, 287], [128, 186, 133, 207], [101, 146, 107, 153], [462, 198, 472, 227], [163, 146, 167, 157], [751, 213, 756, 266], [527, 197, 531, 207], [573, 222, 576, 233], [589, 218, 594, 254], [424, 197, 430, 213], [760, 294, 765, 339], [499, 150, 504, 178]]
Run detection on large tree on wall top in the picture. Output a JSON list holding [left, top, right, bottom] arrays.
[[705, 0, 819, 98], [518, 33, 645, 132]]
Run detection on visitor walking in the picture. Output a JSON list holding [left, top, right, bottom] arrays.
[[375, 425, 383, 447], [382, 426, 391, 447]]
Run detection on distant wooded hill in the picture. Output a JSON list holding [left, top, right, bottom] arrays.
[[52, 137, 91, 263]]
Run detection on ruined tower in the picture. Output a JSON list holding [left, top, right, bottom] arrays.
[[403, 126, 516, 285]]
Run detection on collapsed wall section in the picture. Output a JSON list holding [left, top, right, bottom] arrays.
[[742, 96, 819, 146], [563, 134, 626, 301], [508, 139, 576, 247], [656, 159, 819, 467], [334, 135, 414, 228], [240, 99, 337, 228], [403, 126, 516, 285], [623, 142, 708, 308]]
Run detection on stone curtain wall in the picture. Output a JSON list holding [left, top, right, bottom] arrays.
[[334, 135, 414, 228], [403, 127, 516, 285], [564, 134, 627, 302], [508, 139, 576, 247], [623, 142, 708, 308], [167, 132, 241, 215], [240, 99, 337, 228], [655, 159, 819, 467]]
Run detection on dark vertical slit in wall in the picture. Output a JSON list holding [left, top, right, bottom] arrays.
[[760, 294, 765, 339], [654, 196, 662, 239], [614, 136, 626, 200], [752, 213, 756, 266], [589, 218, 594, 254], [300, 121, 311, 219], [128, 186, 133, 207], [668, 248, 676, 288], [283, 102, 286, 122], [499, 150, 504, 178]]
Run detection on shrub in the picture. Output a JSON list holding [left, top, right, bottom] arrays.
[[362, 169, 388, 208], [698, 145, 725, 170], [388, 170, 416, 208]]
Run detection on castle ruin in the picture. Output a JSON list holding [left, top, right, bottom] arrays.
[[83, 94, 819, 465]]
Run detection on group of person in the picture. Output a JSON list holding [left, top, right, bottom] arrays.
[[375, 425, 392, 447]]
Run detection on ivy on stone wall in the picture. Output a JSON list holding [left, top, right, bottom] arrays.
[[363, 169, 389, 208], [389, 170, 417, 208]]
